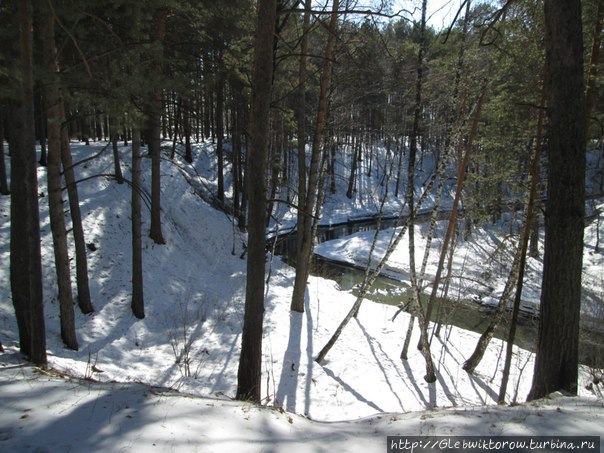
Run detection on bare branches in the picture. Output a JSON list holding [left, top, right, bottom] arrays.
[[47, 0, 93, 78]]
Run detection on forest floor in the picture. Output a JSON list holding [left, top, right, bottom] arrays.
[[0, 141, 603, 452]]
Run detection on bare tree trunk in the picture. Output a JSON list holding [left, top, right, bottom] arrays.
[[402, 0, 436, 382], [40, 6, 78, 350], [528, 0, 586, 400], [110, 116, 124, 184], [131, 128, 145, 319], [0, 107, 9, 195], [463, 225, 522, 374], [498, 85, 546, 403], [10, 0, 47, 366], [183, 97, 193, 163], [148, 9, 166, 245], [346, 135, 360, 199], [35, 93, 48, 167], [291, 0, 336, 313], [216, 76, 225, 202], [585, 0, 603, 128], [231, 88, 244, 227], [295, 0, 310, 245], [61, 120, 94, 314], [236, 0, 277, 402], [170, 94, 181, 159], [316, 157, 444, 366], [422, 88, 486, 349], [401, 134, 448, 361], [528, 200, 541, 258]]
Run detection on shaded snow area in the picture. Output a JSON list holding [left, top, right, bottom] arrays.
[[1, 357, 603, 453], [1, 142, 603, 452]]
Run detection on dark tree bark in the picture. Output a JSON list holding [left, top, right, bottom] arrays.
[[170, 94, 181, 160], [528, 201, 542, 258], [346, 135, 361, 199], [147, 9, 166, 245], [40, 5, 78, 350], [110, 116, 124, 184], [236, 0, 277, 403], [10, 0, 47, 366], [62, 120, 94, 314], [183, 97, 193, 163], [0, 107, 9, 195], [295, 0, 311, 224], [35, 92, 47, 167], [528, 0, 586, 400], [231, 85, 243, 226], [291, 0, 336, 313], [585, 0, 603, 128], [216, 75, 225, 202], [131, 128, 145, 319]]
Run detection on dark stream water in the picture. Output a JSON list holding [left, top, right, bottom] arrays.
[[271, 214, 604, 368]]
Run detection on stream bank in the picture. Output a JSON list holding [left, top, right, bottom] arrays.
[[271, 214, 604, 369]]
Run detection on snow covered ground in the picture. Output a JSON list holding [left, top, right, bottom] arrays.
[[1, 356, 603, 452], [1, 141, 603, 452]]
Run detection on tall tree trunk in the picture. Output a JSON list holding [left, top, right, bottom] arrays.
[[0, 107, 9, 195], [110, 116, 124, 184], [216, 75, 225, 202], [291, 0, 336, 313], [236, 0, 277, 402], [231, 86, 243, 225], [170, 94, 181, 160], [585, 0, 603, 128], [528, 0, 586, 400], [403, 0, 436, 382], [422, 88, 486, 348], [183, 97, 193, 163], [528, 200, 541, 258], [10, 0, 47, 366], [148, 9, 166, 245], [35, 92, 47, 167], [346, 135, 360, 199], [62, 119, 94, 314], [131, 128, 145, 319], [40, 6, 78, 350]]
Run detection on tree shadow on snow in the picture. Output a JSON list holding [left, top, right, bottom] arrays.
[[275, 293, 315, 416]]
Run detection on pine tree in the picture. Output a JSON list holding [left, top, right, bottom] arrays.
[[528, 0, 586, 400], [236, 0, 278, 402], [9, 0, 47, 366], [39, 3, 78, 350]]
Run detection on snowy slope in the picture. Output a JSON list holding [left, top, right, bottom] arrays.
[[0, 141, 603, 452]]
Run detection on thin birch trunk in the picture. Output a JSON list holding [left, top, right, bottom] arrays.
[[316, 144, 449, 366], [402, 0, 436, 382], [421, 87, 486, 349]]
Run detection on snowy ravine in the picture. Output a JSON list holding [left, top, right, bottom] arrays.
[[1, 141, 603, 452]]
